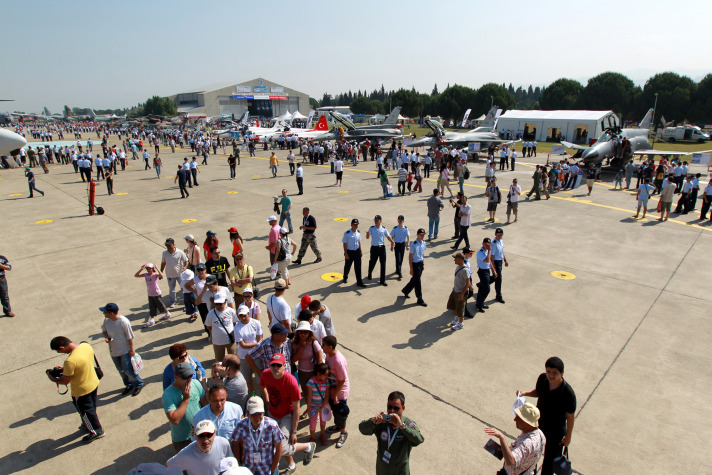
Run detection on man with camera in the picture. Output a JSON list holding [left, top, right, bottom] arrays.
[[359, 391, 424, 474], [47, 336, 105, 443]]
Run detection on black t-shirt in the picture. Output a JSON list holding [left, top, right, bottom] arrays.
[[205, 257, 230, 286], [586, 168, 596, 179], [535, 373, 576, 437], [303, 215, 317, 234]]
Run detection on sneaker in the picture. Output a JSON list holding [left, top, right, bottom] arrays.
[[82, 429, 105, 443], [303, 441, 316, 465], [280, 467, 296, 475], [143, 318, 155, 328], [336, 432, 348, 448], [132, 386, 143, 397], [160, 312, 171, 321], [326, 425, 340, 433], [292, 260, 302, 265], [452, 322, 464, 331], [450, 317, 460, 326], [121, 386, 133, 396], [314, 257, 322, 263], [168, 303, 176, 309]]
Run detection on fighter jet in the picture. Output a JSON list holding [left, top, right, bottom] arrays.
[[407, 106, 510, 148], [0, 128, 27, 155], [560, 108, 710, 165], [312, 110, 402, 141], [264, 115, 331, 139]]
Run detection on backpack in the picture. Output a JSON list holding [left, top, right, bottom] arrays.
[[277, 237, 289, 262], [463, 166, 470, 180], [496, 187, 501, 204]]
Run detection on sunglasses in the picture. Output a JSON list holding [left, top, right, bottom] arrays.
[[178, 354, 188, 359], [387, 405, 401, 411], [270, 363, 283, 369], [197, 432, 215, 440]]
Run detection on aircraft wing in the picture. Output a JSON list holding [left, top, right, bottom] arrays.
[[633, 149, 712, 156], [561, 141, 589, 151]]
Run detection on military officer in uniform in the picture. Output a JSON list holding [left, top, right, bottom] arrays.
[[342, 219, 366, 288], [491, 228, 508, 304], [401, 228, 427, 307], [390, 215, 411, 280], [367, 215, 395, 286], [475, 237, 497, 313]]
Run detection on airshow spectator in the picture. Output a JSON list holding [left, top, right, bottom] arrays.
[[134, 263, 171, 328], [163, 343, 207, 390], [100, 303, 144, 397], [163, 362, 208, 453], [484, 403, 545, 475], [323, 335, 350, 449], [167, 420, 233, 475]]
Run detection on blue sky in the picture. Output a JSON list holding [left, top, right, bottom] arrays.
[[4, 0, 709, 113]]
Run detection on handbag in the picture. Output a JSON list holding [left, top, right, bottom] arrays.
[[656, 199, 663, 213], [130, 353, 144, 374], [269, 263, 279, 280], [211, 308, 235, 344], [553, 447, 572, 475], [81, 341, 103, 379]]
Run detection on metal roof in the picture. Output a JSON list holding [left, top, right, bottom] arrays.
[[499, 110, 614, 121]]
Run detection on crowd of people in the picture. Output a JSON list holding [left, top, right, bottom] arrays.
[[4, 117, 697, 474]]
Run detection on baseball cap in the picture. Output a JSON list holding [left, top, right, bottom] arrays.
[[174, 362, 193, 379], [205, 274, 218, 285], [213, 293, 227, 304], [180, 269, 194, 281], [242, 287, 253, 295], [227, 227, 238, 233], [247, 396, 265, 414], [145, 263, 155, 268], [279, 227, 288, 235], [206, 230, 216, 236], [267, 215, 277, 222], [183, 234, 194, 241], [274, 278, 287, 290], [164, 238, 175, 245], [300, 294, 312, 309], [237, 304, 249, 315], [270, 353, 286, 366], [196, 262, 207, 270], [351, 218, 359, 224], [270, 324, 290, 335], [99, 303, 119, 313], [194, 420, 216, 436]]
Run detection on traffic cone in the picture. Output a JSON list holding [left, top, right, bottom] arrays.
[[546, 154, 549, 165]]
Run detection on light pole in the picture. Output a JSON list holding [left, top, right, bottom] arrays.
[[651, 92, 658, 147]]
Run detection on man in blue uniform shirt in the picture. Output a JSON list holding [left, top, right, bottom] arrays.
[[390, 215, 411, 280], [475, 238, 497, 313], [342, 219, 366, 288], [367, 215, 395, 286], [401, 228, 427, 307], [491, 228, 508, 304]]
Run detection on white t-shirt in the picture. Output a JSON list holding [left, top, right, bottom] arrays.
[[509, 185, 522, 203], [234, 318, 263, 359], [335, 160, 343, 172], [459, 203, 472, 226], [166, 437, 232, 475], [205, 307, 238, 346], [201, 286, 234, 310], [267, 294, 291, 328]]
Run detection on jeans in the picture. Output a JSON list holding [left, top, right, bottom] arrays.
[[111, 353, 144, 388], [279, 213, 293, 233], [184, 292, 196, 315], [166, 277, 179, 306], [230, 164, 236, 178], [458, 175, 465, 194], [155, 165, 161, 178], [428, 217, 440, 239], [453, 224, 469, 249]]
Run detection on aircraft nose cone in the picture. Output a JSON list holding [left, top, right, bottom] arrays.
[[0, 129, 27, 155], [582, 148, 598, 161]]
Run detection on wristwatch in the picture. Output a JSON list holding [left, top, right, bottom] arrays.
[[399, 422, 406, 430]]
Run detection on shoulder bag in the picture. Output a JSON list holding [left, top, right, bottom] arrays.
[[211, 309, 235, 344]]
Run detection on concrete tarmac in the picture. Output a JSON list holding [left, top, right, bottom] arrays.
[[1, 137, 711, 474]]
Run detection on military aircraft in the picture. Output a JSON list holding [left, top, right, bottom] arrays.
[[355, 107, 402, 130], [407, 106, 510, 148], [561, 108, 711, 165], [312, 110, 402, 141], [0, 128, 27, 155], [263, 115, 330, 139]]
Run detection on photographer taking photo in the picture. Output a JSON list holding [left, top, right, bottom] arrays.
[[47, 336, 104, 443]]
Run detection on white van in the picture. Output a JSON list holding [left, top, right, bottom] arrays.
[[661, 125, 709, 143]]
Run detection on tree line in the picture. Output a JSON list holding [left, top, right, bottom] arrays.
[[313, 72, 712, 125]]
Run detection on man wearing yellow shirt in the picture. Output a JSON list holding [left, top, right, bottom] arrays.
[[48, 336, 104, 443]]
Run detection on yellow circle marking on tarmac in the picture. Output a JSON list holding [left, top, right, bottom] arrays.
[[182, 218, 198, 223], [321, 272, 344, 282], [338, 190, 349, 194], [53, 166, 62, 169], [252, 174, 262, 178], [9, 193, 22, 197], [166, 176, 174, 179], [551, 271, 576, 280], [116, 192, 128, 195], [344, 174, 351, 177], [35, 219, 53, 224], [334, 217, 348, 222], [227, 191, 239, 194]]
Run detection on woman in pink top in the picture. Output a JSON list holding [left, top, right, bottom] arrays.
[[134, 263, 170, 327]]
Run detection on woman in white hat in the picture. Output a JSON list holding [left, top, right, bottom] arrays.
[[292, 320, 323, 418], [275, 227, 297, 288]]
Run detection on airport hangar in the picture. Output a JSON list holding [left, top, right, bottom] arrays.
[[497, 109, 618, 144], [165, 78, 311, 119]]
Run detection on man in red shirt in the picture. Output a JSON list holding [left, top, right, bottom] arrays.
[[260, 353, 315, 473]]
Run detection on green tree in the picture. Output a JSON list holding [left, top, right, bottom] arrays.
[[350, 97, 379, 115], [582, 72, 639, 117], [690, 74, 712, 123], [436, 84, 477, 121], [641, 72, 697, 123], [320, 93, 332, 107], [431, 83, 439, 96], [538, 78, 584, 110], [309, 97, 319, 109], [473, 83, 515, 114], [391, 88, 424, 117], [143, 96, 177, 116]]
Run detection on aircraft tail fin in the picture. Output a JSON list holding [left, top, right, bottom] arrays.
[[383, 107, 401, 125], [63, 106, 72, 118], [639, 108, 654, 129], [90, 109, 97, 118], [480, 106, 502, 131], [43, 107, 52, 117], [314, 115, 328, 131]]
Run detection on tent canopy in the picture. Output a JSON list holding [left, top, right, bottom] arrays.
[[291, 111, 307, 119]]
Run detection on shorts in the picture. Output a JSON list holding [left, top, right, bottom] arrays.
[[336, 171, 343, 180], [487, 202, 498, 212], [587, 178, 594, 187], [272, 413, 296, 456], [271, 165, 278, 173], [637, 198, 649, 208], [446, 290, 465, 318], [662, 201, 672, 212], [506, 202, 518, 214]]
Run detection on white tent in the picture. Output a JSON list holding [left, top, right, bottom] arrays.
[[496, 109, 618, 143], [275, 111, 292, 122], [291, 111, 307, 120]]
